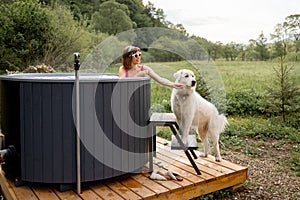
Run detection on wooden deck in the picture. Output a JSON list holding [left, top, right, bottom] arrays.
[[0, 137, 248, 200]]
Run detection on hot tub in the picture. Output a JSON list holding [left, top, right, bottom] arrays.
[[0, 73, 151, 187]]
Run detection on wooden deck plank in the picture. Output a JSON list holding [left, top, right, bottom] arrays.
[[147, 164, 194, 188], [153, 155, 205, 185], [105, 180, 142, 200], [79, 189, 103, 200], [156, 136, 245, 174], [142, 172, 182, 191], [156, 145, 236, 180], [0, 167, 18, 200], [156, 137, 171, 145], [120, 177, 156, 199], [177, 156, 226, 177], [31, 187, 60, 200], [13, 185, 38, 200], [90, 183, 125, 200], [205, 169, 248, 194], [156, 151, 214, 181], [158, 144, 235, 175], [204, 155, 248, 171], [8, 180, 37, 200], [131, 174, 169, 194], [195, 156, 234, 175], [53, 189, 82, 200]]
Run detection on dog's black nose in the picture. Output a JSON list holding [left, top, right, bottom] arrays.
[[191, 80, 196, 87]]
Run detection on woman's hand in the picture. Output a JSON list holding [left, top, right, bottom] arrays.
[[173, 83, 185, 89]]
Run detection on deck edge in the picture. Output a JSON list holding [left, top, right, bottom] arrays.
[[0, 167, 17, 200]]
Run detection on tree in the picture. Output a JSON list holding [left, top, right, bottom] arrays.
[[223, 42, 241, 61], [43, 4, 108, 69], [270, 23, 288, 59], [210, 42, 223, 61], [169, 24, 189, 37], [0, 0, 107, 71], [192, 36, 215, 61], [0, 0, 50, 71], [144, 1, 167, 27], [245, 39, 257, 61], [91, 0, 134, 35], [116, 0, 152, 28], [254, 32, 270, 61], [283, 14, 300, 61], [267, 54, 300, 122]]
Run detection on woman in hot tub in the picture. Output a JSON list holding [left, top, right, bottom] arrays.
[[118, 45, 184, 89]]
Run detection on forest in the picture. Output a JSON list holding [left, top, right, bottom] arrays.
[[0, 0, 300, 73]]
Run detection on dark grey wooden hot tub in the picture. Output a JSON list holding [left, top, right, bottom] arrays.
[[0, 73, 151, 187]]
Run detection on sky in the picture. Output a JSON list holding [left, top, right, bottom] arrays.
[[142, 0, 300, 44]]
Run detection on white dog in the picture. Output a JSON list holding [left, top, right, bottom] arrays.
[[171, 69, 228, 162]]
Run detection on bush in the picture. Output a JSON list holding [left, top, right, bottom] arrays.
[[0, 0, 108, 71], [0, 0, 49, 70], [266, 56, 300, 122], [150, 83, 172, 112], [222, 117, 300, 142], [289, 153, 300, 176], [226, 88, 266, 116], [195, 69, 211, 101]]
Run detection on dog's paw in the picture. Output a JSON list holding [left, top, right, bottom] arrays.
[[215, 156, 222, 162], [198, 152, 208, 158]]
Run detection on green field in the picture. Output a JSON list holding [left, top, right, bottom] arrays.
[[107, 60, 300, 113], [108, 60, 300, 90], [146, 60, 300, 93]]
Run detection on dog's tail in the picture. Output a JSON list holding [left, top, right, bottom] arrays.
[[217, 114, 229, 133]]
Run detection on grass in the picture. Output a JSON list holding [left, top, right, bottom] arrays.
[[217, 61, 275, 93], [106, 60, 300, 107]]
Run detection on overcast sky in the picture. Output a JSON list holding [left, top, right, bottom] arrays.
[[142, 0, 300, 44]]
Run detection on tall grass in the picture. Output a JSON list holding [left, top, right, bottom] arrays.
[[106, 60, 300, 110]]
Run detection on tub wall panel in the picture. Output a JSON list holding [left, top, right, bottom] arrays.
[[0, 76, 151, 184]]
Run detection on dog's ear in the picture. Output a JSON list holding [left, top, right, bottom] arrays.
[[173, 71, 181, 79]]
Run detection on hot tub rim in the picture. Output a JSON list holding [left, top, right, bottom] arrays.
[[0, 73, 151, 83]]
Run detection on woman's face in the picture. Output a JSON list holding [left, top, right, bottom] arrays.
[[131, 50, 141, 65]]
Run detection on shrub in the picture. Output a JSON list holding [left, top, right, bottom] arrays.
[[0, 0, 108, 71], [222, 117, 300, 142], [151, 83, 172, 112], [289, 153, 300, 176], [266, 56, 300, 121], [226, 88, 266, 116], [0, 0, 49, 70], [195, 69, 211, 101]]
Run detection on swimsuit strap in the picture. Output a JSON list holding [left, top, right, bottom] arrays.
[[125, 66, 143, 77]]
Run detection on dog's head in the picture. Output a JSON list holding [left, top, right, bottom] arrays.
[[174, 69, 196, 88]]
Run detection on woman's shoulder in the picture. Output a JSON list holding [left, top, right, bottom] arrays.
[[119, 65, 128, 72], [140, 65, 150, 69], [118, 66, 127, 77], [119, 65, 125, 70]]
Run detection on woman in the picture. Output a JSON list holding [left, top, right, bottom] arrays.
[[118, 45, 184, 89]]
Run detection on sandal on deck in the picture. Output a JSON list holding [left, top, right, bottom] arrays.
[[149, 170, 167, 181], [171, 171, 183, 181], [149, 170, 183, 181], [166, 170, 183, 181]]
